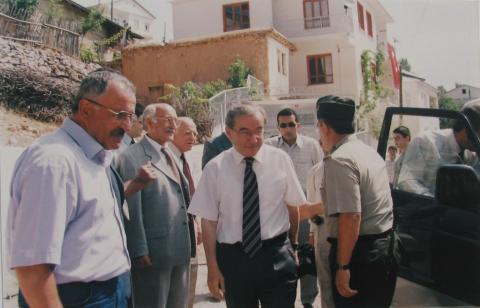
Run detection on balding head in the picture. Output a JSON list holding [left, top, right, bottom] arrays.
[[173, 117, 198, 153]]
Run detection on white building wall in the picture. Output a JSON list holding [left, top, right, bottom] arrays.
[[266, 37, 289, 96], [272, 0, 354, 39], [173, 0, 273, 40], [289, 38, 360, 100], [447, 85, 480, 102]]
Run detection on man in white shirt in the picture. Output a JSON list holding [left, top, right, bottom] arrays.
[[265, 108, 322, 308], [169, 117, 202, 308], [189, 103, 323, 308], [398, 101, 480, 196]]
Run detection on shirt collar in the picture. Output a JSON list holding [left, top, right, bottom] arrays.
[[61, 118, 113, 166], [277, 134, 304, 148], [330, 134, 356, 154], [145, 134, 168, 155], [168, 142, 183, 161], [231, 144, 266, 165]]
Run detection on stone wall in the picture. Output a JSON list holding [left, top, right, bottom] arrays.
[[0, 37, 100, 122]]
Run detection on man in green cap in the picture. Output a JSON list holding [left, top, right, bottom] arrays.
[[316, 95, 399, 308]]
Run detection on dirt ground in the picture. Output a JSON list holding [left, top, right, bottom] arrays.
[[0, 106, 58, 147]]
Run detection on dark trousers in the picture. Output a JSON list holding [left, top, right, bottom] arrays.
[[217, 233, 298, 308], [328, 230, 399, 308], [18, 275, 128, 308]]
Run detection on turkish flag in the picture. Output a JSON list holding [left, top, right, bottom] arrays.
[[388, 43, 400, 89]]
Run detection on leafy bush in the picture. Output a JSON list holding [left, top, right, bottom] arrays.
[[159, 80, 227, 142], [227, 55, 253, 88], [81, 9, 104, 35], [80, 46, 96, 63]]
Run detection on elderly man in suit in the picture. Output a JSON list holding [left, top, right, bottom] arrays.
[[116, 103, 191, 308]]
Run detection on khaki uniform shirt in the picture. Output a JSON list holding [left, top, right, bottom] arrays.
[[321, 135, 394, 238]]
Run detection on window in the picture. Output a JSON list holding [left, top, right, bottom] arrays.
[[145, 23, 150, 32], [223, 2, 250, 32], [307, 54, 333, 85], [462, 88, 467, 94], [303, 0, 330, 29], [357, 1, 365, 31], [277, 50, 287, 75], [366, 11, 373, 37]]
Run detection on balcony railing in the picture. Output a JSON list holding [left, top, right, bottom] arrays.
[[304, 15, 330, 29], [274, 13, 354, 39]]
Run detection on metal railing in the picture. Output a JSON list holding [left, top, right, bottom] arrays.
[[209, 75, 264, 136]]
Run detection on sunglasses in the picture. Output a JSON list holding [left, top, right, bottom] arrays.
[[83, 98, 137, 122], [279, 122, 297, 128]]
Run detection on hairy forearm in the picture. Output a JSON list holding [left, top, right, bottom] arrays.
[[337, 213, 361, 265], [201, 219, 219, 269], [16, 264, 62, 308], [299, 201, 324, 221], [287, 205, 299, 244]]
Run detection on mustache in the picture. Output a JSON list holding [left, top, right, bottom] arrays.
[[111, 128, 125, 138]]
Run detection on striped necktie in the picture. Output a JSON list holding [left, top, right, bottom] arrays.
[[242, 157, 262, 258]]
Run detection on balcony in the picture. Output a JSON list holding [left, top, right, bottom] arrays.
[[273, 13, 354, 40], [304, 15, 330, 29]]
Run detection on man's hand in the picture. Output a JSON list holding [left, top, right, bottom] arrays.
[[335, 269, 358, 298], [124, 163, 157, 198], [207, 265, 225, 300], [134, 255, 152, 269], [134, 163, 157, 186]]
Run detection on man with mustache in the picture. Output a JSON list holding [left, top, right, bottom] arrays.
[[116, 103, 192, 308], [7, 69, 135, 307]]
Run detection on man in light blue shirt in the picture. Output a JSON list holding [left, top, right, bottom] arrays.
[[7, 69, 136, 307]]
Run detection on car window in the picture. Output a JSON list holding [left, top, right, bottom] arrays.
[[386, 114, 479, 197]]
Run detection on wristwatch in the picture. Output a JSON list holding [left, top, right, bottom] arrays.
[[335, 263, 350, 271]]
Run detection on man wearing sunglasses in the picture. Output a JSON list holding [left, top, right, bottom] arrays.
[[8, 69, 135, 307], [265, 108, 323, 308]]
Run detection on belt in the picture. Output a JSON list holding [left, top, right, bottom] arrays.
[[57, 276, 119, 290], [327, 229, 393, 244], [218, 232, 288, 248]]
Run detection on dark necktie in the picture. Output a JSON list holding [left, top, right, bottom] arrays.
[[161, 148, 180, 182], [130, 138, 135, 145], [181, 153, 195, 197], [242, 157, 262, 258]]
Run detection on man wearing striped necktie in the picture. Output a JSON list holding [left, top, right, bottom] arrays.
[[189, 103, 324, 308]]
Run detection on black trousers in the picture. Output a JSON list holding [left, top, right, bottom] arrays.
[[217, 233, 298, 308], [328, 230, 399, 308]]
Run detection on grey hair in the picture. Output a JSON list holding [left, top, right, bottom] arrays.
[[142, 103, 175, 124], [72, 69, 136, 113], [177, 117, 196, 129], [225, 103, 266, 129]]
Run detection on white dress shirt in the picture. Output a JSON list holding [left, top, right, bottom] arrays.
[[265, 134, 323, 191], [188, 144, 306, 244]]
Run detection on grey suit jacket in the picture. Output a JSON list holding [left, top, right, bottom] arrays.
[[116, 137, 191, 269]]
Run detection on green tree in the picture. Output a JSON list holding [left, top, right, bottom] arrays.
[[399, 58, 411, 72], [438, 86, 461, 129], [81, 9, 104, 35], [227, 55, 253, 88]]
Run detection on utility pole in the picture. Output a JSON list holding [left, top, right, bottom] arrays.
[[110, 0, 113, 20]]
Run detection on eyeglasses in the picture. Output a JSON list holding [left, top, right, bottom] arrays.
[[83, 98, 137, 122], [279, 122, 297, 128], [156, 116, 177, 124], [232, 128, 264, 138]]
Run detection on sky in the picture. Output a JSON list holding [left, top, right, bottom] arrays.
[[380, 0, 480, 90]]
